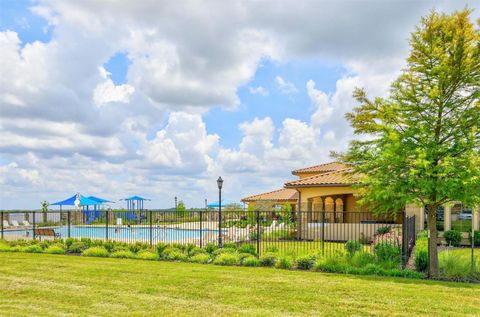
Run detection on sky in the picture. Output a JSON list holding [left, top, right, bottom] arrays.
[[0, 0, 478, 210]]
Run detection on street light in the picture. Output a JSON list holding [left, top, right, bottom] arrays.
[[217, 176, 223, 247]]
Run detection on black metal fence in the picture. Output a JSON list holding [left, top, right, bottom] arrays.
[[0, 210, 415, 260]]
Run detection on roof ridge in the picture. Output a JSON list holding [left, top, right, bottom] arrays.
[[242, 188, 294, 200], [285, 167, 353, 186], [291, 161, 346, 174]]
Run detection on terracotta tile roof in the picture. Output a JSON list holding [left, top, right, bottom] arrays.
[[285, 168, 358, 187], [291, 162, 349, 175], [241, 188, 299, 202]]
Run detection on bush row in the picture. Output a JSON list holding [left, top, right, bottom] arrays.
[[0, 238, 423, 280]]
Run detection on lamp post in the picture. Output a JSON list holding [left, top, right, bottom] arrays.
[[217, 176, 223, 247]]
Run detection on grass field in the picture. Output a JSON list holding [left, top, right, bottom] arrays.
[[1, 253, 479, 316]]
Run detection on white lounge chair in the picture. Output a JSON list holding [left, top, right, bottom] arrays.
[[22, 220, 31, 227], [11, 220, 20, 228], [2, 220, 10, 228], [116, 218, 123, 226]]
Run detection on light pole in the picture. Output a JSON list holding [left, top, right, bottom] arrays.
[[217, 176, 223, 247]]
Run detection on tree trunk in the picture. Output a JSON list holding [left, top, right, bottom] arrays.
[[426, 204, 439, 278]]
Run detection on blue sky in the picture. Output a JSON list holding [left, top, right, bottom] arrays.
[[0, 0, 475, 209]]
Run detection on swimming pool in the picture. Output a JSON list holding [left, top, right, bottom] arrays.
[[2, 226, 220, 243]]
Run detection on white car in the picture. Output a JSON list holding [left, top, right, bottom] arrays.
[[458, 213, 472, 220]]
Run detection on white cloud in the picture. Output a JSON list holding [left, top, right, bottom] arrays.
[[275, 76, 298, 94], [248, 85, 269, 96], [0, 0, 475, 208], [93, 79, 135, 106]]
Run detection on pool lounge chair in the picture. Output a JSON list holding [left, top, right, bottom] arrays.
[[22, 220, 32, 227], [11, 220, 20, 228], [2, 220, 10, 229], [116, 218, 123, 226]]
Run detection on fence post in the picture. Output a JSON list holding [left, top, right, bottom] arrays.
[[149, 210, 153, 247], [32, 212, 36, 240], [321, 211, 325, 257], [67, 211, 71, 238], [256, 210, 260, 257], [1, 212, 4, 240], [199, 210, 203, 248], [105, 209, 109, 240]]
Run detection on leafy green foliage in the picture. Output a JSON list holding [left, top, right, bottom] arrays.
[[238, 243, 256, 256], [374, 243, 401, 263], [469, 231, 480, 246], [444, 230, 462, 246], [415, 237, 429, 272], [337, 10, 480, 276], [24, 245, 43, 253], [275, 256, 294, 269], [45, 245, 66, 255], [296, 255, 316, 270], [190, 253, 211, 264], [259, 253, 277, 267], [345, 240, 362, 254], [67, 242, 87, 254], [82, 247, 109, 257], [136, 250, 159, 261], [213, 253, 240, 266], [242, 256, 260, 267]]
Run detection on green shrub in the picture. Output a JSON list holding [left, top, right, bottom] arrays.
[[10, 246, 25, 252], [376, 226, 391, 235], [136, 250, 160, 261], [275, 256, 294, 269], [238, 243, 257, 256], [362, 263, 384, 275], [259, 252, 277, 267], [415, 237, 429, 272], [24, 245, 43, 253], [439, 250, 479, 282], [315, 256, 348, 273], [111, 250, 136, 259], [444, 230, 462, 247], [82, 247, 109, 257], [162, 248, 188, 261], [0, 244, 12, 252], [242, 256, 260, 267], [205, 243, 219, 254], [103, 240, 116, 252], [296, 255, 316, 270], [189, 247, 208, 256], [213, 253, 240, 266], [212, 247, 236, 257], [222, 242, 237, 250], [417, 230, 428, 239], [190, 253, 211, 264], [80, 238, 93, 248], [128, 241, 149, 253], [349, 252, 375, 267], [45, 245, 66, 254], [65, 238, 75, 248], [468, 230, 480, 246], [345, 240, 362, 254], [374, 243, 401, 263], [68, 241, 87, 254], [265, 245, 279, 253], [238, 252, 254, 263], [155, 243, 168, 256]]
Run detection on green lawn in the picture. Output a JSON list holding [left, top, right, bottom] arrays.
[[1, 253, 479, 316]]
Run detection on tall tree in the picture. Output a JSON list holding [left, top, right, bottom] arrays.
[[338, 10, 479, 277]]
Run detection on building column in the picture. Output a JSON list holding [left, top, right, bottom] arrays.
[[473, 207, 479, 231], [418, 206, 425, 230], [444, 204, 451, 231]]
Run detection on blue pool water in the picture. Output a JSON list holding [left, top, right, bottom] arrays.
[[3, 226, 219, 242]]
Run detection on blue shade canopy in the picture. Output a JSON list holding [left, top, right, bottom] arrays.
[[207, 200, 238, 208], [121, 195, 151, 201], [50, 194, 99, 206], [87, 196, 113, 204]]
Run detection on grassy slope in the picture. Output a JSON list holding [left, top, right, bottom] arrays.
[[0, 253, 479, 317]]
